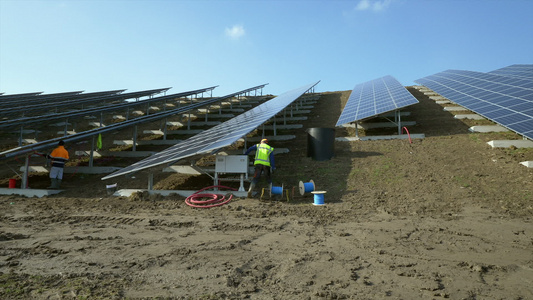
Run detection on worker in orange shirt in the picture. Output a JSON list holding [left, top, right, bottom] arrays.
[[45, 140, 69, 189]]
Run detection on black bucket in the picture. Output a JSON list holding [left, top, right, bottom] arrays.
[[307, 128, 335, 161]]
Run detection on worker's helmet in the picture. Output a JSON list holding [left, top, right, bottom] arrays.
[[261, 138, 268, 144]]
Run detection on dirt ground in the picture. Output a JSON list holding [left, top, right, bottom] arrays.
[[1, 88, 532, 299]]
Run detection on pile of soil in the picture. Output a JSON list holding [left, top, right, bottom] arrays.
[[1, 88, 532, 299]]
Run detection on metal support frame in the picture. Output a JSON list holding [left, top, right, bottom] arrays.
[[21, 155, 30, 189], [272, 116, 277, 136], [147, 173, 154, 190], [163, 117, 168, 140], [396, 110, 402, 135], [132, 125, 138, 151], [63, 119, 69, 136], [18, 126, 23, 147], [380, 109, 403, 135], [187, 95, 193, 130], [214, 171, 246, 192], [89, 135, 95, 167]]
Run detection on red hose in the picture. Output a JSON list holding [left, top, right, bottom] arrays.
[[402, 127, 412, 144], [185, 185, 237, 208]]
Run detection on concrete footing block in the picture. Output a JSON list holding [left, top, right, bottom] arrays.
[[454, 114, 485, 120], [336, 133, 425, 141], [356, 121, 416, 129], [520, 161, 533, 168], [75, 150, 156, 158], [469, 125, 509, 133], [166, 129, 204, 135], [444, 106, 468, 112], [113, 139, 182, 146], [262, 124, 303, 130], [56, 131, 76, 135], [487, 140, 533, 148]]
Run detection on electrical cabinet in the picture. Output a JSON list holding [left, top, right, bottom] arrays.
[[215, 155, 248, 173]]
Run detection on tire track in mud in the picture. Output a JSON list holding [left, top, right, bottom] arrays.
[[0, 212, 202, 276], [2, 213, 198, 228]]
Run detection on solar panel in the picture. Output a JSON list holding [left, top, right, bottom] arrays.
[[0, 85, 266, 160], [335, 75, 419, 127], [0, 86, 219, 129], [0, 92, 43, 100], [415, 69, 533, 140], [102, 81, 319, 180], [488, 64, 533, 80], [0, 90, 126, 108], [0, 88, 170, 117]]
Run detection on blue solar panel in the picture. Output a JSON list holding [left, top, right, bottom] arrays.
[[336, 75, 419, 127], [488, 64, 533, 80], [415, 69, 533, 140], [102, 81, 320, 180]]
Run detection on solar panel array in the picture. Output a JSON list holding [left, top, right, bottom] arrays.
[[0, 88, 170, 118], [0, 85, 267, 160], [102, 81, 319, 180], [0, 86, 218, 129], [335, 75, 419, 127], [488, 64, 533, 80], [415, 69, 533, 140]]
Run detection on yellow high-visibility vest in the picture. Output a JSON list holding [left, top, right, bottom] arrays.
[[254, 144, 273, 166]]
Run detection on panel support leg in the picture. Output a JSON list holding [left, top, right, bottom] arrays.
[[133, 125, 138, 152], [147, 173, 154, 191], [89, 135, 95, 168], [21, 155, 30, 189]]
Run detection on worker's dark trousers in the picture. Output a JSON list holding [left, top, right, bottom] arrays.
[[252, 164, 272, 185]]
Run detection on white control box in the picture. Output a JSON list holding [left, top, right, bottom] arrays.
[[215, 155, 248, 173]]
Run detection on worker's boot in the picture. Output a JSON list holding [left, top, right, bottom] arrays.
[[56, 179, 62, 189], [247, 182, 256, 198], [48, 178, 57, 189]]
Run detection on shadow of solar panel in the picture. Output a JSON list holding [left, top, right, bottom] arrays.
[[102, 81, 319, 180], [415, 69, 533, 140], [336, 75, 419, 126]]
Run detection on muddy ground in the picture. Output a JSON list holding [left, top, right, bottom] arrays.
[[1, 88, 532, 299]]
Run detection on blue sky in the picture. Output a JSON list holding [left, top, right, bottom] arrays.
[[1, 0, 532, 97]]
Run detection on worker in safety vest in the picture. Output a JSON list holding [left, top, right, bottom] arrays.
[[244, 138, 275, 197], [45, 140, 69, 189]]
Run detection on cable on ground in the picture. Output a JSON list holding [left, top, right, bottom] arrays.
[[185, 185, 237, 208]]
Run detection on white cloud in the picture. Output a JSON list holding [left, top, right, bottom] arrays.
[[355, 0, 393, 12], [355, 0, 371, 11], [225, 25, 245, 40]]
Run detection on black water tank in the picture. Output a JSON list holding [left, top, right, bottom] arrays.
[[307, 127, 335, 161]]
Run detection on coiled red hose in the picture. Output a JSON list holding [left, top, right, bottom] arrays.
[[185, 185, 237, 208]]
